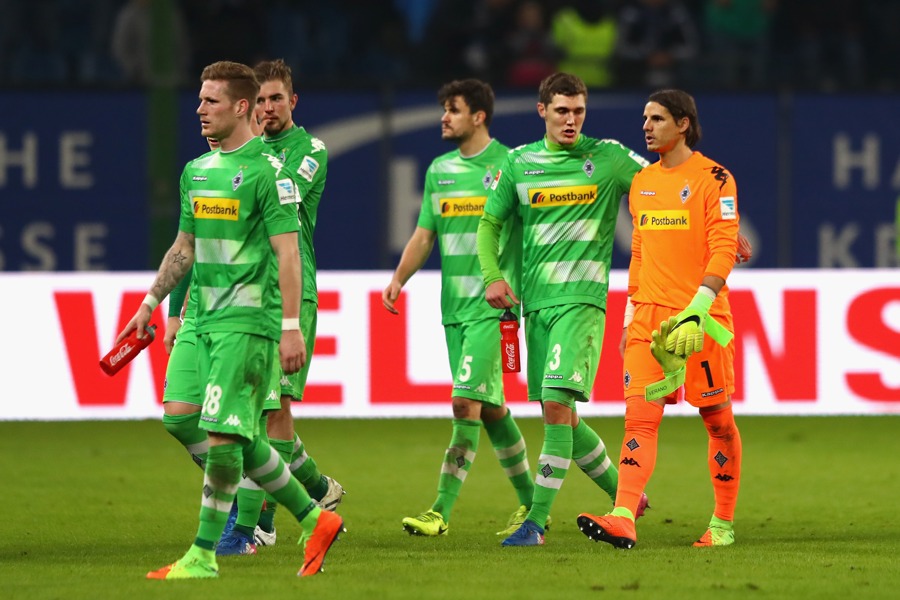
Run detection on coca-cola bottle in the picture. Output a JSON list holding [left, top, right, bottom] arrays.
[[499, 309, 520, 373], [99, 325, 157, 376]]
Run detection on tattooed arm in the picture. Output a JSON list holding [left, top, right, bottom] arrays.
[[115, 231, 196, 343]]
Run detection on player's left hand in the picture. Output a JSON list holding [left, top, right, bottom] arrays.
[[667, 308, 706, 357], [280, 329, 306, 374]]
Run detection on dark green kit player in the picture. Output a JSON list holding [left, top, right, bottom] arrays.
[[117, 61, 343, 579], [477, 72, 650, 546], [383, 79, 540, 537]]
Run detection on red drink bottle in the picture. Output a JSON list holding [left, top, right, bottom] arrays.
[[99, 325, 157, 376], [499, 309, 520, 373]]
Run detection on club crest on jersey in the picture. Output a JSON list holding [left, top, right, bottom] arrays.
[[232, 170, 243, 191], [482, 169, 493, 189], [680, 184, 690, 203], [583, 159, 595, 178]]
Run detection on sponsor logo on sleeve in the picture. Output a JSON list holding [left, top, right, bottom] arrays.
[[490, 169, 502, 190], [719, 196, 736, 220], [529, 185, 597, 208], [276, 178, 299, 205], [637, 210, 690, 229], [440, 196, 486, 217], [297, 155, 319, 183], [193, 197, 240, 221]]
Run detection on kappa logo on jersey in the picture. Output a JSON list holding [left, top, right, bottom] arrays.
[[232, 170, 243, 191], [529, 185, 597, 208], [276, 178, 299, 205], [708, 165, 730, 189], [524, 169, 544, 176], [640, 190, 656, 196], [583, 159, 595, 177], [297, 155, 319, 183], [490, 169, 502, 190], [437, 179, 456, 186], [192, 176, 208, 181], [224, 414, 242, 427], [680, 184, 691, 203], [719, 196, 736, 220], [266, 389, 278, 401], [194, 197, 240, 221], [482, 169, 493, 189], [568, 371, 583, 384], [262, 153, 285, 176], [441, 196, 486, 217], [638, 210, 689, 229], [310, 137, 326, 153]]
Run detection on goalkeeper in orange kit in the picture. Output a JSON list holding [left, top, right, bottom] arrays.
[[577, 89, 742, 549]]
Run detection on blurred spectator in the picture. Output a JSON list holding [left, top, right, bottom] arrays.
[[615, 0, 699, 89], [346, 0, 412, 84], [703, 0, 777, 89], [416, 0, 516, 84], [864, 0, 900, 90], [394, 0, 438, 45], [8, 0, 67, 85], [551, 0, 618, 88], [780, 0, 865, 91], [503, 0, 562, 87], [111, 0, 190, 86], [182, 0, 264, 78]]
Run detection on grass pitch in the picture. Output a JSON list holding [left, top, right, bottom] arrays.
[[2, 415, 899, 600]]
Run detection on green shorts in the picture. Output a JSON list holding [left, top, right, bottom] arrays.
[[163, 317, 201, 405], [164, 318, 279, 411], [444, 316, 504, 406], [196, 331, 279, 441], [280, 300, 317, 401], [525, 304, 605, 404]]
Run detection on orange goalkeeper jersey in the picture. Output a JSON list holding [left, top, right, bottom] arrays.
[[627, 151, 739, 314]]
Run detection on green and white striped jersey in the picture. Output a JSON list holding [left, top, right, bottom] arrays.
[[262, 126, 327, 306], [484, 135, 647, 314], [178, 136, 301, 341], [419, 139, 522, 325]]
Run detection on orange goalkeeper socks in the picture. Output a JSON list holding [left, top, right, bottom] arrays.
[[614, 398, 664, 517], [701, 404, 742, 522]]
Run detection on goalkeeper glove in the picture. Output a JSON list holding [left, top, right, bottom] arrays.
[[666, 286, 734, 357], [645, 317, 686, 401]]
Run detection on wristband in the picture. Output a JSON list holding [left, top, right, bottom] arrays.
[[282, 318, 301, 331], [623, 297, 635, 328], [142, 293, 160, 311], [645, 366, 686, 401]]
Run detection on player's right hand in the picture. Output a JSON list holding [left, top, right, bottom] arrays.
[[650, 317, 686, 375], [115, 304, 152, 344], [485, 280, 519, 309]]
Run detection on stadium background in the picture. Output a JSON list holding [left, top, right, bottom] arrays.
[[1, 0, 899, 419]]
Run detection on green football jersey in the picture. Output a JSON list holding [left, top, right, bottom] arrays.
[[484, 135, 647, 314], [419, 139, 521, 325], [262, 126, 327, 306], [178, 136, 301, 341]]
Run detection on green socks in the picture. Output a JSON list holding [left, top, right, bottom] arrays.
[[484, 410, 534, 507], [195, 443, 242, 550], [431, 418, 481, 522], [572, 418, 618, 503], [527, 424, 572, 529]]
